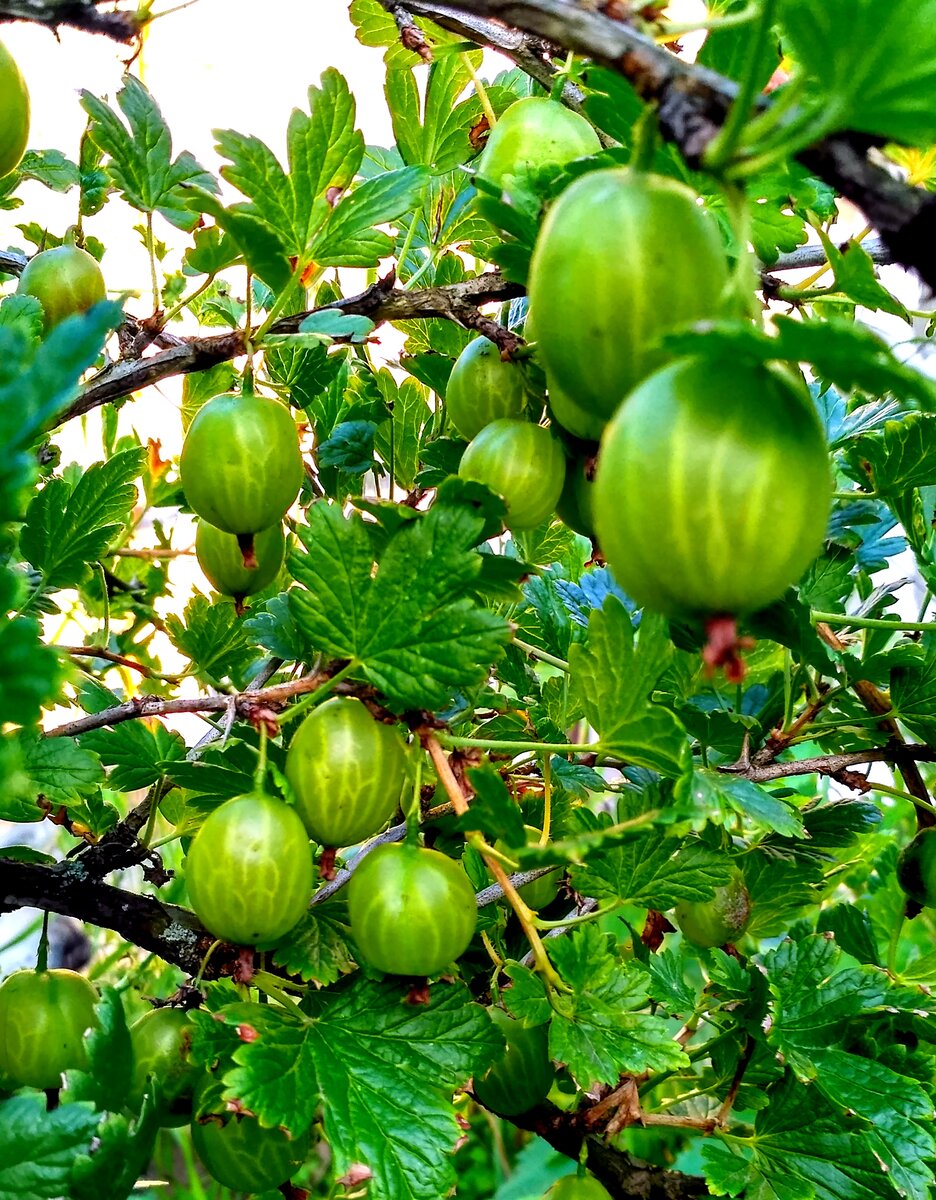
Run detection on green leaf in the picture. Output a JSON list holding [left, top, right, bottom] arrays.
[[0, 305, 123, 523], [21, 448, 145, 590], [459, 764, 527, 847], [165, 592, 256, 685], [765, 936, 890, 1062], [182, 224, 240, 277], [0, 617, 64, 728], [892, 642, 936, 743], [18, 149, 79, 193], [316, 419, 377, 473], [289, 502, 511, 710], [243, 593, 310, 663], [569, 833, 734, 908], [19, 732, 104, 807], [697, 772, 805, 839], [80, 721, 185, 792], [213, 69, 363, 261], [212, 981, 501, 1200], [820, 237, 909, 319], [162, 752, 255, 807], [816, 904, 880, 966], [569, 600, 688, 775], [70, 1106, 161, 1200], [297, 310, 375, 342], [0, 1094, 99, 1200], [807, 1048, 935, 1200], [373, 375, 431, 492], [665, 317, 936, 412], [780, 0, 936, 146], [81, 76, 217, 229], [702, 1072, 895, 1200], [270, 904, 354, 985], [312, 166, 429, 266], [547, 926, 687, 1087], [185, 186, 293, 293], [66, 987, 132, 1114], [851, 414, 936, 496]]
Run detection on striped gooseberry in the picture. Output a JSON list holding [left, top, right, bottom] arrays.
[[0, 41, 29, 179], [179, 389, 303, 550], [0, 969, 99, 1090], [184, 792, 314, 946], [195, 519, 285, 603], [547, 1174, 613, 1199], [285, 696, 408, 848], [446, 337, 531, 441], [191, 1075, 312, 1192], [347, 842, 477, 977], [674, 867, 751, 949], [593, 357, 831, 618], [473, 1007, 554, 1116], [475, 96, 601, 223], [127, 1007, 197, 1127], [458, 419, 566, 530], [897, 828, 936, 907], [17, 245, 106, 332], [528, 168, 730, 418]]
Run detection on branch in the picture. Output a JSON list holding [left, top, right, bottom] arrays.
[[61, 271, 523, 422], [44, 669, 337, 738], [0, 859, 228, 977], [511, 1101, 707, 1200], [720, 744, 936, 785], [0, 0, 141, 40], [391, 0, 936, 290]]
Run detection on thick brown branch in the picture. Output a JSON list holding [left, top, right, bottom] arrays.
[[0, 859, 224, 976], [391, 0, 936, 290], [61, 272, 522, 422], [0, 0, 140, 40], [512, 1101, 707, 1200]]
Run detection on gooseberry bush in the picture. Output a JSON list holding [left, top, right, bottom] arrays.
[[3, 2, 936, 1199]]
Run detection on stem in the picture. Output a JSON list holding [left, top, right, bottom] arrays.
[[438, 734, 595, 756], [252, 971, 309, 1020], [161, 272, 217, 326], [481, 930, 504, 969], [395, 213, 420, 282], [703, 0, 779, 172], [193, 939, 222, 990], [812, 611, 936, 633], [145, 212, 160, 313], [96, 562, 110, 645], [463, 53, 497, 129], [628, 105, 660, 173], [512, 638, 570, 672], [36, 911, 49, 973], [253, 724, 268, 790], [425, 735, 566, 990], [541, 755, 552, 845], [833, 490, 878, 501], [535, 900, 625, 931], [253, 262, 322, 346], [141, 787, 162, 848], [276, 662, 359, 727]]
